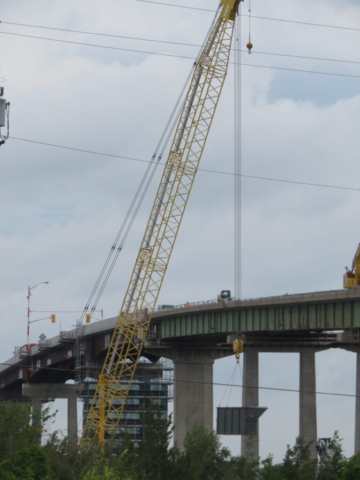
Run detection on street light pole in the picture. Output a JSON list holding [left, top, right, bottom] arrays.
[[27, 282, 49, 354]]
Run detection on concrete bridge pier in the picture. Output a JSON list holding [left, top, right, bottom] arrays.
[[23, 383, 79, 442], [150, 348, 232, 449], [241, 350, 259, 459], [173, 351, 214, 448], [355, 351, 360, 453], [299, 350, 317, 459]]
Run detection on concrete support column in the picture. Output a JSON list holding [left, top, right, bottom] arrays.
[[68, 394, 78, 442], [299, 350, 317, 459], [355, 352, 360, 453], [173, 350, 214, 449], [241, 350, 259, 459], [23, 383, 79, 442], [31, 393, 42, 431]]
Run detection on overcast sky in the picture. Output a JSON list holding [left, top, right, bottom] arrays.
[[1, 0, 360, 462]]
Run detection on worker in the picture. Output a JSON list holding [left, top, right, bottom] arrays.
[[185, 302, 190, 307]]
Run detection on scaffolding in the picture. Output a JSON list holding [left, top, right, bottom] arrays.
[[80, 358, 173, 442]]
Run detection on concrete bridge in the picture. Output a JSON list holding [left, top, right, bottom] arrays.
[[1, 287, 360, 457]]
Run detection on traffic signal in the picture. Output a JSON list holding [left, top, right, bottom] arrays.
[[51, 314, 56, 323], [86, 314, 91, 323]]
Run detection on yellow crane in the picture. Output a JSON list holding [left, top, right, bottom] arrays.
[[84, 0, 242, 442], [343, 244, 360, 288]]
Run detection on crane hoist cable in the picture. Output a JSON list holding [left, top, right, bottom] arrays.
[[83, 0, 242, 443], [218, 337, 244, 409], [72, 6, 221, 339], [72, 66, 197, 383], [247, 0, 253, 53], [72, 68, 201, 367]]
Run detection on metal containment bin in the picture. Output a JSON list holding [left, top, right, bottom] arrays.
[[216, 407, 267, 435]]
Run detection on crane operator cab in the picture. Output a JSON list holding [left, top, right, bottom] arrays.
[[218, 290, 232, 303], [0, 87, 10, 146]]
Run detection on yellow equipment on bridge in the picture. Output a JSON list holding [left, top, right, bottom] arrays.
[[84, 0, 242, 443], [343, 244, 360, 289]]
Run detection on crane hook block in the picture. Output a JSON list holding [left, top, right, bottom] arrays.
[[233, 338, 244, 359], [247, 42, 253, 54]]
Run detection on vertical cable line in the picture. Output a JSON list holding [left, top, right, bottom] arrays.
[[234, 6, 242, 300]]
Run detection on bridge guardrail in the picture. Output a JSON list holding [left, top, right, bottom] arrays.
[[155, 289, 355, 313]]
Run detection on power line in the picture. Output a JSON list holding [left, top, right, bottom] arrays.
[[136, 0, 360, 33], [2, 20, 360, 67], [10, 136, 360, 193], [0, 30, 194, 60], [0, 361, 358, 399], [2, 30, 360, 80], [1, 19, 200, 47]]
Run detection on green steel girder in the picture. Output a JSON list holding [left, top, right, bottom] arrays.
[[158, 294, 360, 339]]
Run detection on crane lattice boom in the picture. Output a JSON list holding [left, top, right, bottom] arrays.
[[84, 0, 241, 442]]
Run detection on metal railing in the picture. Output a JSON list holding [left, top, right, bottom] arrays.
[[155, 289, 352, 312]]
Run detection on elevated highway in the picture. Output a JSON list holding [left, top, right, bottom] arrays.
[[1, 287, 360, 456], [156, 287, 360, 341]]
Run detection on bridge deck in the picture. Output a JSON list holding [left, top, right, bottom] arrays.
[[1, 288, 360, 395], [156, 288, 360, 338]]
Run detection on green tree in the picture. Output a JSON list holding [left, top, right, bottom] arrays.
[[228, 454, 259, 480], [81, 459, 123, 480], [0, 460, 24, 480], [342, 452, 360, 480], [0, 401, 53, 462], [133, 407, 178, 480], [14, 444, 51, 480], [44, 433, 82, 480], [180, 425, 232, 480], [317, 432, 346, 480], [260, 455, 286, 480], [280, 436, 317, 480]]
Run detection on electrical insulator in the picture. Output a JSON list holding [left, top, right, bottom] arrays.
[[0, 87, 10, 146], [51, 314, 56, 323], [86, 314, 91, 323]]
